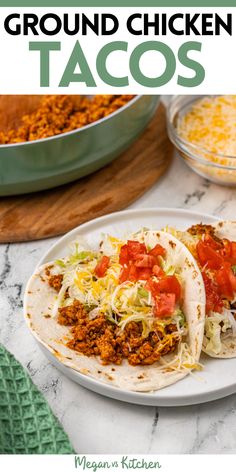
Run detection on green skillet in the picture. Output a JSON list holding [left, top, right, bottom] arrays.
[[0, 95, 159, 196]]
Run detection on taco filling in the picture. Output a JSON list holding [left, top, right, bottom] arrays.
[[25, 229, 205, 392], [44, 231, 200, 369], [169, 223, 236, 357]]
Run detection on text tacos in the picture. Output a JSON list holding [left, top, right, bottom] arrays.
[[168, 221, 236, 358], [24, 230, 205, 392]]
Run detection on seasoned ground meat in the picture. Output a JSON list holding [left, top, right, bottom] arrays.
[[187, 224, 221, 242], [0, 95, 134, 144], [45, 267, 63, 292], [58, 300, 180, 366], [58, 299, 87, 326], [188, 224, 213, 236], [48, 274, 63, 292]]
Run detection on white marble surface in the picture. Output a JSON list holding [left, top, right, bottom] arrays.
[[1, 151, 236, 454]]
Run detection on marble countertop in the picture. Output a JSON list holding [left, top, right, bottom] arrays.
[[1, 151, 236, 454]]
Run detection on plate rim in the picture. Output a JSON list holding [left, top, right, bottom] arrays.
[[37, 207, 219, 267]]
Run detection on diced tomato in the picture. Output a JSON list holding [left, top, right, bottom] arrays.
[[95, 255, 110, 277], [145, 274, 181, 302], [219, 239, 236, 265], [154, 293, 176, 318], [215, 268, 233, 299], [119, 263, 152, 283], [127, 240, 147, 259], [138, 268, 152, 280], [145, 279, 160, 297], [215, 262, 236, 300], [197, 240, 223, 269], [119, 240, 167, 287], [231, 242, 236, 264], [228, 266, 236, 291], [219, 239, 231, 259], [197, 235, 236, 271], [134, 254, 156, 268], [119, 266, 129, 283], [119, 240, 147, 266], [152, 265, 165, 277], [119, 263, 140, 283], [204, 234, 222, 250], [149, 244, 166, 257], [156, 275, 182, 302], [128, 264, 139, 282], [119, 244, 129, 265], [202, 272, 223, 313]]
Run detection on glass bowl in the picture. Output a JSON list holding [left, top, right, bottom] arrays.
[[167, 95, 236, 186]]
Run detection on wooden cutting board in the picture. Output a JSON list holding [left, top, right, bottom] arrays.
[[0, 104, 173, 243]]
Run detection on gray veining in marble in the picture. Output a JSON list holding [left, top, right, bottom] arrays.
[[1, 150, 236, 454]]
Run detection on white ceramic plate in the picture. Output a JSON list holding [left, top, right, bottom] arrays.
[[27, 208, 236, 406]]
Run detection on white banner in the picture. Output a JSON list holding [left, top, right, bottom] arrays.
[[0, 7, 235, 94], [0, 454, 235, 472]]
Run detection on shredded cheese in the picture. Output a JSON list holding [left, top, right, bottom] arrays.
[[176, 95, 236, 184], [177, 95, 236, 158]]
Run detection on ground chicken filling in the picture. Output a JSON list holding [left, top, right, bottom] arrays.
[[47, 270, 63, 292], [187, 224, 218, 239], [47, 273, 180, 366], [57, 300, 179, 366], [0, 94, 134, 144]]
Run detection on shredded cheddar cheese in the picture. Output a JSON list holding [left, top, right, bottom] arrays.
[[175, 95, 236, 185], [177, 95, 236, 157]]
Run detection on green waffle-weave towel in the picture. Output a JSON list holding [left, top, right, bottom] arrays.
[[0, 344, 75, 454]]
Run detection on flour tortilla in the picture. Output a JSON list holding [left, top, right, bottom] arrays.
[[201, 220, 236, 359], [24, 231, 205, 392]]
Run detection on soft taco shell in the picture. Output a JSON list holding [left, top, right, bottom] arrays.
[[201, 220, 236, 359], [214, 220, 236, 241], [24, 231, 205, 392]]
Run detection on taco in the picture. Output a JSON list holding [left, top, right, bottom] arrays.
[[168, 221, 236, 358], [24, 230, 205, 392]]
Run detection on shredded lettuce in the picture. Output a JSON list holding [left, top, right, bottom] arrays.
[[174, 309, 186, 328], [138, 287, 148, 297], [55, 259, 66, 268], [204, 312, 231, 354], [68, 250, 94, 265]]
